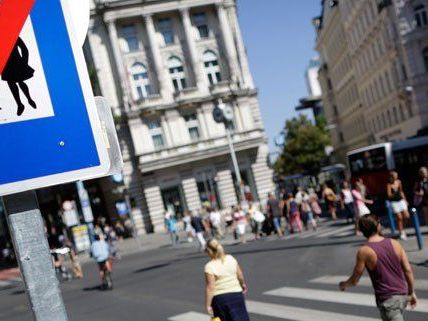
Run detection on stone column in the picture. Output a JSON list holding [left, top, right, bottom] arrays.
[[106, 18, 131, 111], [144, 14, 173, 99], [216, 169, 238, 208], [251, 144, 275, 206], [180, 8, 207, 91], [228, 5, 255, 89], [182, 177, 202, 212], [144, 185, 165, 232], [216, 4, 241, 85], [161, 115, 173, 148]]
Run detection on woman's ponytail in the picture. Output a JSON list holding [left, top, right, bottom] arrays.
[[207, 239, 226, 261]]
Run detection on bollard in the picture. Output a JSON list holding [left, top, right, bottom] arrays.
[[411, 207, 424, 250], [385, 200, 397, 235]]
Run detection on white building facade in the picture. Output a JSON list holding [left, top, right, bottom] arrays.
[[86, 0, 273, 232]]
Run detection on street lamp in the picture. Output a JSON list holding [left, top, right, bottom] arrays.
[[213, 99, 246, 203]]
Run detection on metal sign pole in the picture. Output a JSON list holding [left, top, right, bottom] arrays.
[[2, 191, 69, 321]]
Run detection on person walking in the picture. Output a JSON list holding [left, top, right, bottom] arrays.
[[164, 211, 179, 247], [249, 202, 265, 240], [414, 166, 428, 225], [183, 211, 195, 243], [266, 192, 283, 237], [352, 183, 373, 235], [209, 208, 224, 239], [339, 214, 417, 321], [191, 211, 207, 251], [296, 187, 316, 230], [233, 206, 248, 244], [322, 184, 337, 221], [387, 171, 410, 240], [204, 239, 250, 321], [341, 181, 355, 224], [286, 193, 303, 233], [308, 188, 322, 222]]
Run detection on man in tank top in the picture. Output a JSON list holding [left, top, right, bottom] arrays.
[[339, 214, 417, 321]]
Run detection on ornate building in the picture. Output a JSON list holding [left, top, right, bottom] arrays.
[[86, 0, 274, 232], [315, 0, 428, 164]]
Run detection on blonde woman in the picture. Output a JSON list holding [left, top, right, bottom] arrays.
[[204, 239, 249, 321]]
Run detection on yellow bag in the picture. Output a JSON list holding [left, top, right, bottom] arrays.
[[212, 318, 221, 321]]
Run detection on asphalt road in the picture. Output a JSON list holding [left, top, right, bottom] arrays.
[[1, 223, 428, 321]]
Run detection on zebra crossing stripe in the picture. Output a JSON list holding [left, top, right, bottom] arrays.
[[167, 301, 380, 321], [316, 224, 355, 238], [310, 275, 428, 291], [246, 300, 379, 321], [168, 312, 209, 321], [265, 287, 428, 313], [0, 281, 11, 288]]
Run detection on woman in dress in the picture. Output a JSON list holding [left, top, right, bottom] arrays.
[[2, 37, 37, 116], [204, 239, 249, 321], [352, 183, 373, 235], [387, 171, 409, 240], [286, 193, 303, 233], [233, 206, 247, 244], [322, 184, 337, 221]]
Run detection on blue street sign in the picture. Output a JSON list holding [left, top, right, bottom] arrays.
[[0, 1, 110, 196]]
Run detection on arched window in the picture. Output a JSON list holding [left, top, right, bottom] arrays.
[[203, 51, 221, 85], [414, 4, 428, 27], [168, 57, 187, 91], [130, 63, 151, 99], [423, 47, 428, 72]]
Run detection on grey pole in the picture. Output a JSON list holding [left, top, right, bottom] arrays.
[[225, 124, 245, 202], [2, 191, 69, 321]]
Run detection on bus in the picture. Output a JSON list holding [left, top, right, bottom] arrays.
[[347, 136, 428, 209]]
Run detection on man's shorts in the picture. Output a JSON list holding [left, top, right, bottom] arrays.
[[273, 217, 281, 230], [391, 200, 408, 214], [378, 295, 408, 321]]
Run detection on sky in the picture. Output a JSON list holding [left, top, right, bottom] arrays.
[[237, 0, 321, 155]]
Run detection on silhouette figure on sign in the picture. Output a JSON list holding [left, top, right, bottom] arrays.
[[1, 37, 36, 116]]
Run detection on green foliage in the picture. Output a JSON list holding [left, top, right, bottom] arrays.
[[274, 115, 330, 176]]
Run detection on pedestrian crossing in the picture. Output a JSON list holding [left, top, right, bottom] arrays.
[[310, 275, 428, 291], [282, 220, 356, 240], [168, 275, 428, 320]]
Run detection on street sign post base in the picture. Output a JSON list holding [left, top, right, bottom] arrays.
[[2, 191, 69, 321]]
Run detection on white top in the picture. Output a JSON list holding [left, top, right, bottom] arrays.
[[342, 189, 354, 204], [210, 211, 222, 227]]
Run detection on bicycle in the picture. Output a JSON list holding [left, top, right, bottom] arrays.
[[99, 260, 113, 290]]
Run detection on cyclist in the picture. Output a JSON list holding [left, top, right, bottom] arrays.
[[90, 234, 112, 289]]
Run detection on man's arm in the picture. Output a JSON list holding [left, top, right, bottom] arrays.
[[394, 240, 418, 308], [339, 248, 366, 291]]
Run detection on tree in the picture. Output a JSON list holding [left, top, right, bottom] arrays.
[[274, 115, 331, 176]]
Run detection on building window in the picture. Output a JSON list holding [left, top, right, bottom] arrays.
[[147, 119, 165, 149], [399, 104, 405, 121], [415, 5, 428, 27], [193, 13, 209, 38], [333, 105, 338, 116], [423, 47, 428, 72], [130, 63, 151, 99], [168, 57, 187, 91], [121, 24, 139, 52], [203, 51, 221, 85], [184, 113, 200, 141], [339, 131, 344, 143], [158, 18, 174, 45]]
